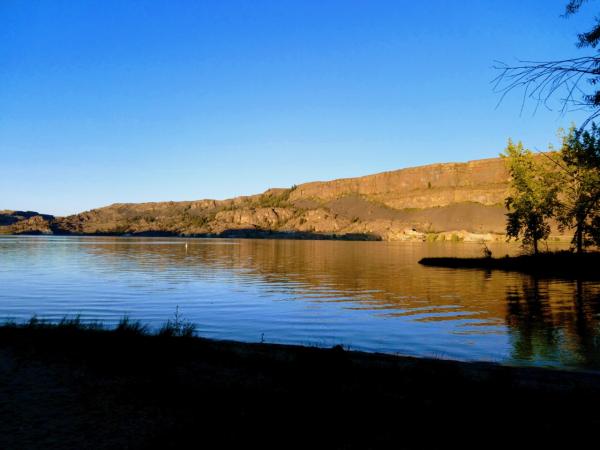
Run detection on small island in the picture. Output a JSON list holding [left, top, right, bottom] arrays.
[[419, 251, 600, 279]]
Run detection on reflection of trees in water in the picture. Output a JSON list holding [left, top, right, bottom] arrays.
[[506, 278, 600, 367], [570, 280, 600, 367]]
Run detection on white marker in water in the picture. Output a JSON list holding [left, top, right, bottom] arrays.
[[185, 242, 188, 251]]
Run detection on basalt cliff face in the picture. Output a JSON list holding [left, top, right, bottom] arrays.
[[0, 211, 55, 235], [3, 157, 514, 241]]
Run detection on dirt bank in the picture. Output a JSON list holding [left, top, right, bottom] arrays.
[[1, 322, 599, 449]]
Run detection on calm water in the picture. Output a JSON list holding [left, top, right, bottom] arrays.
[[1, 235, 600, 369]]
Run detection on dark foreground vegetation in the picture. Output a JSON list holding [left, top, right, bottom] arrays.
[[1, 320, 600, 449], [419, 251, 600, 280]]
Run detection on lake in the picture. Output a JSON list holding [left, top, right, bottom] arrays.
[[1, 235, 599, 370]]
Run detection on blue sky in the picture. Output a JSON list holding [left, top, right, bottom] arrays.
[[0, 0, 594, 215]]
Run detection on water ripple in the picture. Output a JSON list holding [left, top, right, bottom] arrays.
[[1, 235, 600, 369]]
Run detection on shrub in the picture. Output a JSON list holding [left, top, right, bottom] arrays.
[[158, 306, 196, 338]]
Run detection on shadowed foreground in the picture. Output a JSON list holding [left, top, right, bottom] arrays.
[[1, 322, 600, 449], [419, 251, 600, 279]]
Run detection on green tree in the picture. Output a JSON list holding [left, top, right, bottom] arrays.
[[503, 140, 559, 254], [555, 124, 600, 252]]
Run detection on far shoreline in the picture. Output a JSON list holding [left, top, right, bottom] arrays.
[[1, 229, 574, 244]]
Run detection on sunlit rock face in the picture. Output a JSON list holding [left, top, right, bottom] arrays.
[[0, 211, 55, 235], [289, 157, 509, 209], [4, 157, 528, 240], [9, 216, 54, 235]]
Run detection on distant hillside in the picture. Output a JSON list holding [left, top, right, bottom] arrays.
[[3, 157, 519, 241], [0, 211, 55, 235]]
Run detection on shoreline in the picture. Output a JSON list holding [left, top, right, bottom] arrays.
[[419, 251, 600, 279], [2, 321, 600, 448], [1, 229, 572, 243]]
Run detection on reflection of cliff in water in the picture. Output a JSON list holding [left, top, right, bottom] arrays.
[[79, 238, 517, 321], [506, 278, 600, 367], [9, 237, 600, 366], [83, 238, 598, 320]]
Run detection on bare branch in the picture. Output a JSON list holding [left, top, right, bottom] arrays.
[[493, 56, 600, 127]]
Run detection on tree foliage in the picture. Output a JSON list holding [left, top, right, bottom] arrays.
[[496, 1, 600, 251], [503, 140, 560, 253], [565, 1, 600, 48], [554, 124, 600, 251], [503, 125, 600, 253]]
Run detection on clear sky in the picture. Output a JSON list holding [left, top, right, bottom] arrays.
[[0, 0, 594, 215]]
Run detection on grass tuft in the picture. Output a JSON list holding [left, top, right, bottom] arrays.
[[58, 314, 83, 329], [115, 316, 148, 336]]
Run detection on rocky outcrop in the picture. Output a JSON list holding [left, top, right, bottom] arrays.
[[9, 215, 54, 235], [0, 210, 54, 226], [0, 211, 55, 234], [3, 157, 526, 240]]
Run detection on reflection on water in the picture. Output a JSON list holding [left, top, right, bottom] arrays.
[[506, 279, 600, 368], [1, 236, 599, 369]]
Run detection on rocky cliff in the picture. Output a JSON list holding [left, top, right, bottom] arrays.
[[3, 157, 516, 241], [0, 211, 55, 235]]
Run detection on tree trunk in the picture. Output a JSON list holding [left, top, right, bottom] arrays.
[[533, 238, 539, 255], [576, 222, 584, 253]]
